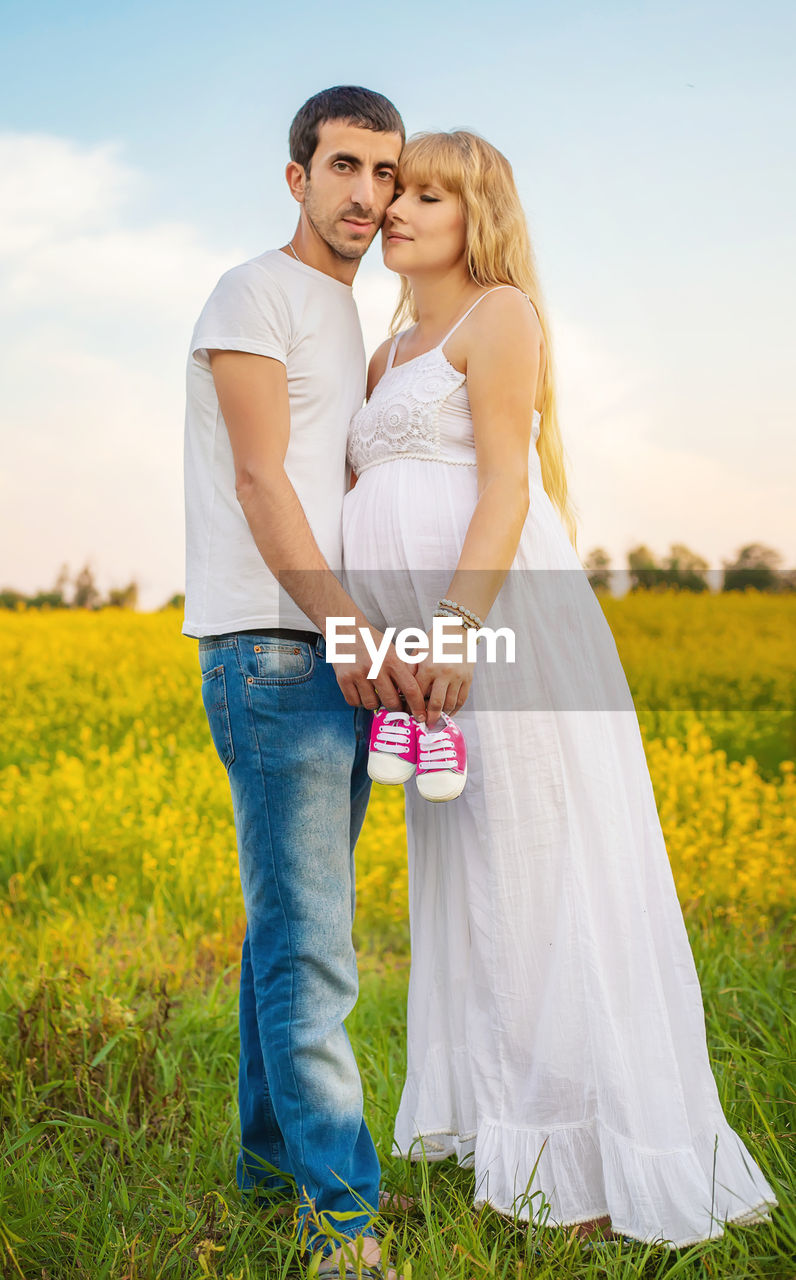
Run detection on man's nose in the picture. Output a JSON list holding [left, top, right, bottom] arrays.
[[350, 171, 378, 212]]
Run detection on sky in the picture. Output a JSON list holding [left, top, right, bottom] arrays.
[[1, 0, 794, 607]]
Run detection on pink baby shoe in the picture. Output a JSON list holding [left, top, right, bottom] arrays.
[[416, 712, 467, 801], [367, 709, 418, 784]]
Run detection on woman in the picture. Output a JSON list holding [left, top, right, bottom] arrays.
[[342, 130, 778, 1248]]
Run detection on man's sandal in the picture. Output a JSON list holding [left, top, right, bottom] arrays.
[[378, 1187, 419, 1213], [317, 1265, 384, 1279]]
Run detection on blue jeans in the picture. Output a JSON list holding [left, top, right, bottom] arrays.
[[197, 631, 379, 1253]]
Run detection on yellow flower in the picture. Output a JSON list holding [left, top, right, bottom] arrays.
[[0, 594, 792, 986]]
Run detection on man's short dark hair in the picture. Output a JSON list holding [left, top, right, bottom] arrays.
[[289, 86, 404, 174]]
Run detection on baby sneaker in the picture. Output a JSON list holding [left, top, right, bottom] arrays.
[[416, 712, 467, 802], [367, 709, 417, 785]]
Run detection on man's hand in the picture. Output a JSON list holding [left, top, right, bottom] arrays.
[[332, 626, 426, 722]]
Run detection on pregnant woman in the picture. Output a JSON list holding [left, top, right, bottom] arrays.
[[342, 130, 777, 1247]]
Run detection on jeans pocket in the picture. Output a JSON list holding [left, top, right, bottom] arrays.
[[251, 639, 315, 685], [201, 665, 235, 769]]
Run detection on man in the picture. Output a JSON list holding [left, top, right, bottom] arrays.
[[183, 86, 424, 1276]]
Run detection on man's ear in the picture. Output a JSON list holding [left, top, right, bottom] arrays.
[[285, 161, 307, 205]]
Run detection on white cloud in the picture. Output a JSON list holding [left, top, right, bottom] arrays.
[[0, 132, 235, 317], [0, 133, 134, 255], [6, 223, 236, 313], [0, 133, 238, 607]]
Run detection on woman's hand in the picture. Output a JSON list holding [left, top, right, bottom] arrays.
[[414, 639, 475, 727]]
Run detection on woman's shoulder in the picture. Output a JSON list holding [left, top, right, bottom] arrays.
[[471, 285, 542, 335], [449, 286, 544, 372]]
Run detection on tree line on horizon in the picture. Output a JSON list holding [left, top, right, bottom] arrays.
[[0, 564, 143, 613], [1, 544, 794, 612], [585, 542, 795, 593]]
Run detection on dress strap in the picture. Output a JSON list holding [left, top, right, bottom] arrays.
[[385, 333, 402, 372], [440, 285, 533, 347]]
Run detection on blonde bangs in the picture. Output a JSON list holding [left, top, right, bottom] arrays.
[[397, 132, 471, 197]]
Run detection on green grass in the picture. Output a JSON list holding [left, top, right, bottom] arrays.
[[1, 920, 793, 1280]]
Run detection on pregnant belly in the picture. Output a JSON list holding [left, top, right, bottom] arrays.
[[343, 460, 478, 572]]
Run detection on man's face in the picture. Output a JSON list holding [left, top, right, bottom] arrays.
[[300, 121, 403, 261]]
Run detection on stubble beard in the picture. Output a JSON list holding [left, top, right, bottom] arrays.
[[303, 183, 378, 263]]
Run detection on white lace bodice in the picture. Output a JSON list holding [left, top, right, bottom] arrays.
[[348, 289, 542, 476]]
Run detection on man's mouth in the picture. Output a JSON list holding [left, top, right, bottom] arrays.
[[342, 218, 374, 232]]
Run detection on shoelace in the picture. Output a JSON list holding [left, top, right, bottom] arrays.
[[417, 720, 458, 770], [373, 711, 413, 754]]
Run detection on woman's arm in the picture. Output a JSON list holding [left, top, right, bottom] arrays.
[[414, 290, 543, 724], [445, 288, 543, 619]]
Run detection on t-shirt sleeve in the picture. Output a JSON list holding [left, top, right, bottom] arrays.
[[190, 262, 292, 371]]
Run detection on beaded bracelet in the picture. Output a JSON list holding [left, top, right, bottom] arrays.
[[432, 608, 484, 644], [433, 607, 478, 629], [437, 597, 485, 629]]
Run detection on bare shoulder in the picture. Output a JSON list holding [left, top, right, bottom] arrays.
[[366, 337, 394, 398], [459, 288, 546, 414], [468, 286, 543, 346], [446, 287, 544, 379]]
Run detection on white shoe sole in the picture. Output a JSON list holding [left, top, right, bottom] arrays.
[[367, 752, 416, 785], [416, 764, 467, 802]]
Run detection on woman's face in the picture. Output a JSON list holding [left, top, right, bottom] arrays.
[[382, 181, 467, 276]]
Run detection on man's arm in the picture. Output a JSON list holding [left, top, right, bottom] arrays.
[[208, 349, 425, 718]]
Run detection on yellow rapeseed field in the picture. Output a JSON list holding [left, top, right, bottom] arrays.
[[0, 595, 793, 990]]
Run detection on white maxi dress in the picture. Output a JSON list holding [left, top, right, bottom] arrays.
[[341, 290, 778, 1247]]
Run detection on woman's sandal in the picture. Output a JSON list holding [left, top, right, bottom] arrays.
[[579, 1233, 637, 1252]]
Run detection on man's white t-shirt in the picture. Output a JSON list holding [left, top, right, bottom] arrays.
[[183, 249, 366, 638]]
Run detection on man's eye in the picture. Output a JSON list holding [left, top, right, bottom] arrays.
[[333, 162, 352, 172], [377, 170, 395, 181]]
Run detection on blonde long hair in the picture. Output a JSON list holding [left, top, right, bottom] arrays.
[[390, 130, 578, 548]]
